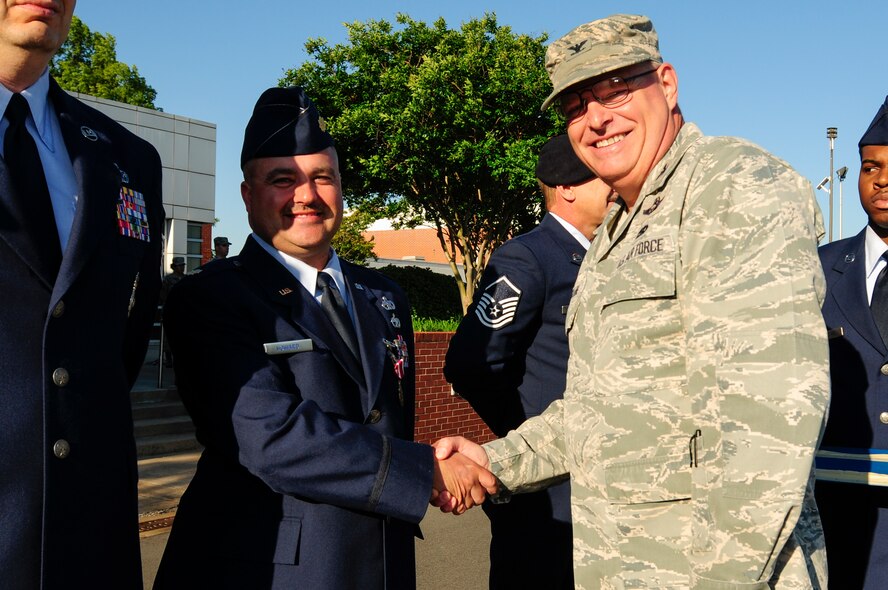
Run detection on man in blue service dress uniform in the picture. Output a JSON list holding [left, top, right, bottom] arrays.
[[0, 2, 164, 588], [816, 96, 888, 590], [444, 134, 615, 589], [153, 86, 496, 590]]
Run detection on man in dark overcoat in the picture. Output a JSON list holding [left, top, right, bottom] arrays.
[[816, 95, 888, 590], [0, 1, 164, 587]]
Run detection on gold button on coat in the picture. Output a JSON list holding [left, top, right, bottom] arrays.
[[367, 409, 382, 424], [52, 368, 69, 387], [881, 412, 888, 425], [881, 364, 888, 376], [51, 301, 65, 318], [53, 440, 71, 459]]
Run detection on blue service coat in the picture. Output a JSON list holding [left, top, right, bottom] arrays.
[[444, 214, 579, 589], [0, 79, 164, 589], [816, 228, 888, 590], [153, 236, 434, 590]]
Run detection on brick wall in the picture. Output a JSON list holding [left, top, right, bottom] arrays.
[[413, 332, 495, 445], [200, 223, 213, 264]]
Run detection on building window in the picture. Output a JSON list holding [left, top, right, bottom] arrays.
[[186, 223, 203, 272]]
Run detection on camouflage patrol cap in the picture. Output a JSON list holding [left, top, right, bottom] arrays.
[[541, 14, 662, 112]]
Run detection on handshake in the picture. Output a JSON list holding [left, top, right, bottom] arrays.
[[430, 436, 499, 515]]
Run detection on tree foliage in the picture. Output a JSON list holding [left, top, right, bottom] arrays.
[[332, 206, 378, 266], [281, 13, 561, 310], [51, 16, 158, 109]]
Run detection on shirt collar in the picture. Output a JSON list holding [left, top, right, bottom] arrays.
[[864, 225, 888, 279], [251, 233, 349, 305], [0, 68, 54, 150], [548, 211, 590, 250]]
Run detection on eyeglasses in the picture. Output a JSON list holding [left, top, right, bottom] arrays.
[[557, 69, 658, 121]]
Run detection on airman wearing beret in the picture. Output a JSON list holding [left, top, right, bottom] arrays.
[[445, 135, 613, 589], [816, 95, 888, 590], [436, 14, 829, 589]]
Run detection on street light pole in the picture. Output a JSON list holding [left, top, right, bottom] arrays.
[[837, 166, 848, 240], [827, 127, 838, 243]]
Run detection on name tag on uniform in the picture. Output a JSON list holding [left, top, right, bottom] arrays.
[[263, 339, 314, 355], [826, 327, 844, 340]]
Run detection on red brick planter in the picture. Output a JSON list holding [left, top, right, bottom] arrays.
[[413, 332, 495, 445]]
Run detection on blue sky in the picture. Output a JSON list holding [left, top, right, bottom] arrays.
[[76, 0, 883, 250]]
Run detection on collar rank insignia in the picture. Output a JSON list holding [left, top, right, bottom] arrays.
[[381, 297, 396, 311], [80, 126, 98, 141], [390, 315, 402, 329], [278, 287, 293, 296], [475, 276, 522, 330], [643, 194, 663, 215], [116, 187, 150, 242]]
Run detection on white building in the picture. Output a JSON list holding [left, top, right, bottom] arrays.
[[74, 93, 216, 273]]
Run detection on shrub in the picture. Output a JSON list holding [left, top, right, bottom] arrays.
[[412, 316, 461, 332], [377, 265, 463, 321]]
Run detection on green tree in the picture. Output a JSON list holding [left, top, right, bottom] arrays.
[[332, 206, 378, 266], [51, 16, 158, 109], [282, 13, 560, 311]]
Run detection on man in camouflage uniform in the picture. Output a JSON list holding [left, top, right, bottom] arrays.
[[435, 14, 829, 589]]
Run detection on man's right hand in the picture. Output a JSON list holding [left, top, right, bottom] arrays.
[[430, 437, 496, 514]]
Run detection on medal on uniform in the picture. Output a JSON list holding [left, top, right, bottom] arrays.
[[383, 335, 409, 380], [383, 335, 409, 406]]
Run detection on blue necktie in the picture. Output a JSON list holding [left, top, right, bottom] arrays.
[[317, 272, 360, 362], [3, 93, 61, 281], [872, 252, 888, 346]]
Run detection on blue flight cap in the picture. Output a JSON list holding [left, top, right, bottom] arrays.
[[859, 95, 888, 151], [240, 86, 334, 168]]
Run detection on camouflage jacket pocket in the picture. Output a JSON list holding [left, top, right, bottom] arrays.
[[604, 453, 691, 505], [602, 230, 677, 307]]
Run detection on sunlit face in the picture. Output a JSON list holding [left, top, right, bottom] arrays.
[[859, 144, 888, 231], [0, 0, 75, 57], [241, 147, 343, 269], [570, 176, 618, 231], [564, 62, 679, 206]]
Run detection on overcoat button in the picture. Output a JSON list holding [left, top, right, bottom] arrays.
[[53, 439, 71, 459], [52, 368, 69, 387], [367, 410, 382, 424], [881, 363, 888, 376], [51, 301, 65, 318], [880, 412, 888, 425]]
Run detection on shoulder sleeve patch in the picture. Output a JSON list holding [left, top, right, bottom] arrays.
[[474, 276, 522, 329]]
